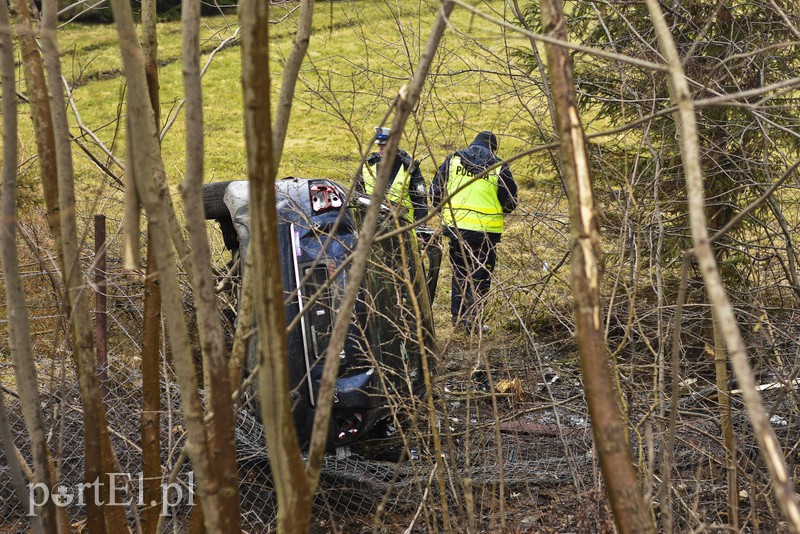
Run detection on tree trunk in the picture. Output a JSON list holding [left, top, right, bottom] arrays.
[[140, 227, 162, 534], [228, 252, 254, 389], [138, 6, 162, 531], [712, 310, 738, 528], [644, 0, 800, 530], [31, 1, 128, 530], [0, 390, 32, 529], [0, 6, 62, 533], [538, 0, 655, 532], [13, 0, 64, 271], [239, 2, 312, 532], [181, 0, 242, 529], [140, 0, 159, 128]]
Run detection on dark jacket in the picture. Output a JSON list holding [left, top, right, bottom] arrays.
[[430, 136, 517, 241], [356, 149, 428, 223]]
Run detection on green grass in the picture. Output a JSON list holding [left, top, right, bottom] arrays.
[[11, 0, 549, 207], [7, 0, 562, 336]]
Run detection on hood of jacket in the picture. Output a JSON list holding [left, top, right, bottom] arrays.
[[456, 142, 500, 176]]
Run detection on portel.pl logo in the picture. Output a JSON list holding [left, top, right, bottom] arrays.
[[28, 472, 194, 517]]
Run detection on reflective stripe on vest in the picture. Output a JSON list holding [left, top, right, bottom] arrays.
[[365, 160, 413, 214], [444, 155, 503, 233]]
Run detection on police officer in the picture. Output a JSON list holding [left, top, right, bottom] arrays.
[[356, 126, 428, 223], [430, 131, 517, 332]]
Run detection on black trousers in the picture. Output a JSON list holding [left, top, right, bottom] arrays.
[[448, 233, 498, 322]]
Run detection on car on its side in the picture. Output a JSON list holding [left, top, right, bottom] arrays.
[[203, 177, 436, 450]]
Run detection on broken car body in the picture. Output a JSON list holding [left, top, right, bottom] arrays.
[[203, 178, 436, 449]]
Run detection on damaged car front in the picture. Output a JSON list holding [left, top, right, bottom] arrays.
[[203, 177, 436, 450]]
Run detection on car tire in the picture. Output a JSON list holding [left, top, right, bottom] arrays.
[[203, 181, 239, 251], [202, 181, 232, 221]]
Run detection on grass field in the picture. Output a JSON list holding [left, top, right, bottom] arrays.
[[7, 0, 562, 335], [13, 0, 548, 204]]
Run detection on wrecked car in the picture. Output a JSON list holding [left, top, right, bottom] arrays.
[[203, 177, 437, 450]]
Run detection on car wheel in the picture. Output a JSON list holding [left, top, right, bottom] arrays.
[[202, 181, 232, 220], [203, 181, 239, 251]]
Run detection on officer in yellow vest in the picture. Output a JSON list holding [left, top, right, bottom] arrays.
[[356, 126, 428, 224], [430, 131, 517, 333]]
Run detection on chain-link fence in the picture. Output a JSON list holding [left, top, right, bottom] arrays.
[[4, 342, 799, 532], [3, 208, 800, 532], [0, 353, 595, 532]]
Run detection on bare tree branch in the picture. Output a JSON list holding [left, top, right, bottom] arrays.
[[272, 0, 314, 166], [0, 5, 62, 532], [108, 0, 226, 531], [450, 0, 667, 72], [644, 0, 800, 531], [538, 0, 655, 531], [306, 5, 455, 530]]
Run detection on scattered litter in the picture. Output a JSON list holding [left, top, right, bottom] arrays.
[[770, 415, 788, 427], [495, 378, 525, 400], [679, 378, 697, 389]]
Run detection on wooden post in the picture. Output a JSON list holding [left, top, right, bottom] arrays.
[[95, 214, 109, 397]]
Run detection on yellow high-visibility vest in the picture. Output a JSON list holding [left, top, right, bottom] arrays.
[[364, 159, 413, 214], [443, 155, 503, 233]]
